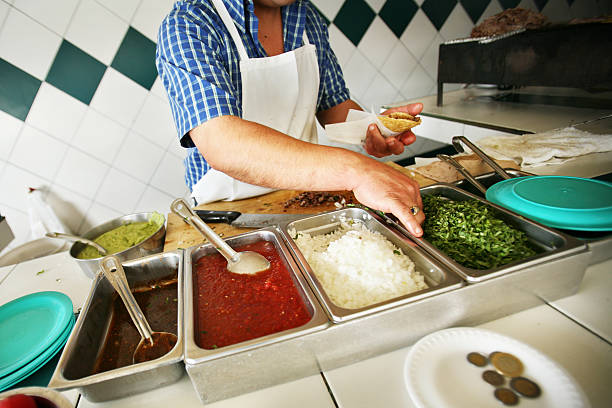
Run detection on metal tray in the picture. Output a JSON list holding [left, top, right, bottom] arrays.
[[279, 207, 464, 323], [384, 184, 588, 282], [453, 170, 612, 265], [182, 208, 590, 403], [48, 251, 184, 402], [183, 227, 329, 403]]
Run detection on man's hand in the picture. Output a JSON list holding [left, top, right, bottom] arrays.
[[350, 160, 425, 237], [364, 103, 423, 158]]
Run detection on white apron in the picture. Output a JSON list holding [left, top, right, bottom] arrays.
[[192, 0, 320, 204]]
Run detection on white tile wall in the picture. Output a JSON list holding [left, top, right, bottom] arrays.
[[12, 0, 79, 36], [26, 83, 87, 143], [65, 0, 127, 65], [0, 0, 605, 262], [90, 67, 148, 127], [0, 7, 62, 79], [0, 109, 22, 161], [131, 0, 175, 42], [95, 0, 140, 23]]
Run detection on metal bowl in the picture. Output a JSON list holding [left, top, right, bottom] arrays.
[[0, 386, 73, 408], [70, 212, 166, 278]]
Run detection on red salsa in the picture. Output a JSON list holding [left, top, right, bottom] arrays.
[[194, 240, 312, 349]]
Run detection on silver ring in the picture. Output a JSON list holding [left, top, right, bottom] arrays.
[[410, 206, 420, 216]]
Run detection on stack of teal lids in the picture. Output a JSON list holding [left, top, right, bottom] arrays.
[[0, 292, 74, 391], [486, 176, 612, 231]]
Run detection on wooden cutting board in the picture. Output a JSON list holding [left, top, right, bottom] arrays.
[[164, 190, 347, 251], [162, 158, 514, 251]]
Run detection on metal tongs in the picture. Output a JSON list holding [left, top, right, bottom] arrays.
[[437, 136, 515, 194]]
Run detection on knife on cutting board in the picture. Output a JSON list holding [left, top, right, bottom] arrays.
[[194, 210, 306, 228]]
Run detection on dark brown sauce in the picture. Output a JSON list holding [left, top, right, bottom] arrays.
[[133, 332, 178, 364], [92, 278, 178, 374]]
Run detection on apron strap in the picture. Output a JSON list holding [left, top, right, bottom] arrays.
[[211, 0, 249, 61]]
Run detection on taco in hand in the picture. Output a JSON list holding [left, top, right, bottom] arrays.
[[377, 112, 421, 133]]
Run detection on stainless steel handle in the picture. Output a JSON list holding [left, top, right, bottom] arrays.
[[170, 198, 239, 263], [452, 136, 513, 180], [100, 255, 153, 342], [45, 232, 108, 255], [437, 154, 488, 195]]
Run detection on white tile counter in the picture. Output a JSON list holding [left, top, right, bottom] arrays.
[[1, 251, 610, 407]]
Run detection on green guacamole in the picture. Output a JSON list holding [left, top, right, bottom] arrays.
[[77, 215, 163, 259]]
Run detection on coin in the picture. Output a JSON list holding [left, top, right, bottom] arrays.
[[490, 352, 524, 377], [482, 370, 505, 386], [467, 352, 488, 367], [494, 388, 519, 406], [510, 376, 541, 398]]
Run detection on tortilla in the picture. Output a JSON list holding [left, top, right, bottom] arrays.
[[413, 154, 520, 183], [377, 112, 421, 133]]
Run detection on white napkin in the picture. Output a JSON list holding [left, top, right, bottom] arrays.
[[476, 127, 612, 167], [324, 109, 401, 145]]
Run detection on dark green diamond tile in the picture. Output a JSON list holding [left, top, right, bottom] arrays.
[[111, 27, 157, 90], [460, 0, 491, 24], [498, 0, 521, 9], [379, 0, 418, 37], [0, 58, 41, 121], [421, 0, 458, 30], [46, 40, 106, 105], [333, 0, 375, 46]]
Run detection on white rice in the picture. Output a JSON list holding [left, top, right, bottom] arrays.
[[292, 220, 427, 309]]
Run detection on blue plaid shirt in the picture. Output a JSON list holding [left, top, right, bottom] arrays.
[[156, 0, 351, 191]]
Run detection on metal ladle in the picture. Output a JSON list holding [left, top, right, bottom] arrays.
[[46, 232, 108, 256], [99, 255, 178, 364], [170, 198, 270, 275]]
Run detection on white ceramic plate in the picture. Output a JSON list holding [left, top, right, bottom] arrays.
[[404, 327, 589, 408]]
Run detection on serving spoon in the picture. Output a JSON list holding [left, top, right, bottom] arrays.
[[170, 198, 270, 275], [45, 232, 108, 256], [99, 255, 178, 364]]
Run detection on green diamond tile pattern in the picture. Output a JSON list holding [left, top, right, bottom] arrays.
[[333, 0, 376, 46], [0, 58, 42, 121], [111, 27, 158, 90], [46, 40, 106, 105], [460, 0, 491, 24], [379, 0, 419, 37], [421, 0, 458, 31]]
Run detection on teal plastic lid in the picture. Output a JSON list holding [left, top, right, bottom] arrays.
[[0, 313, 75, 392], [485, 176, 612, 231], [0, 291, 73, 377]]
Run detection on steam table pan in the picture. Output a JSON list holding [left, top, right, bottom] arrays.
[[183, 227, 330, 404], [48, 251, 184, 402], [453, 170, 612, 265], [384, 184, 589, 283], [279, 207, 464, 323]]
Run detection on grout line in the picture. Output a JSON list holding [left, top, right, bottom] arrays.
[[319, 372, 340, 408], [545, 302, 612, 346]]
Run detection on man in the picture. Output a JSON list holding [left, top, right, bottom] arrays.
[[157, 0, 425, 237]]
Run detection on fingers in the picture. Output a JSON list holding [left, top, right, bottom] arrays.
[[382, 102, 423, 117], [397, 131, 416, 146], [351, 163, 425, 237], [396, 204, 425, 237], [385, 137, 405, 155], [365, 124, 390, 157]]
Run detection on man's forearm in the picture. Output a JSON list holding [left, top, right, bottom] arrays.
[[189, 115, 367, 191], [316, 99, 362, 126]]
